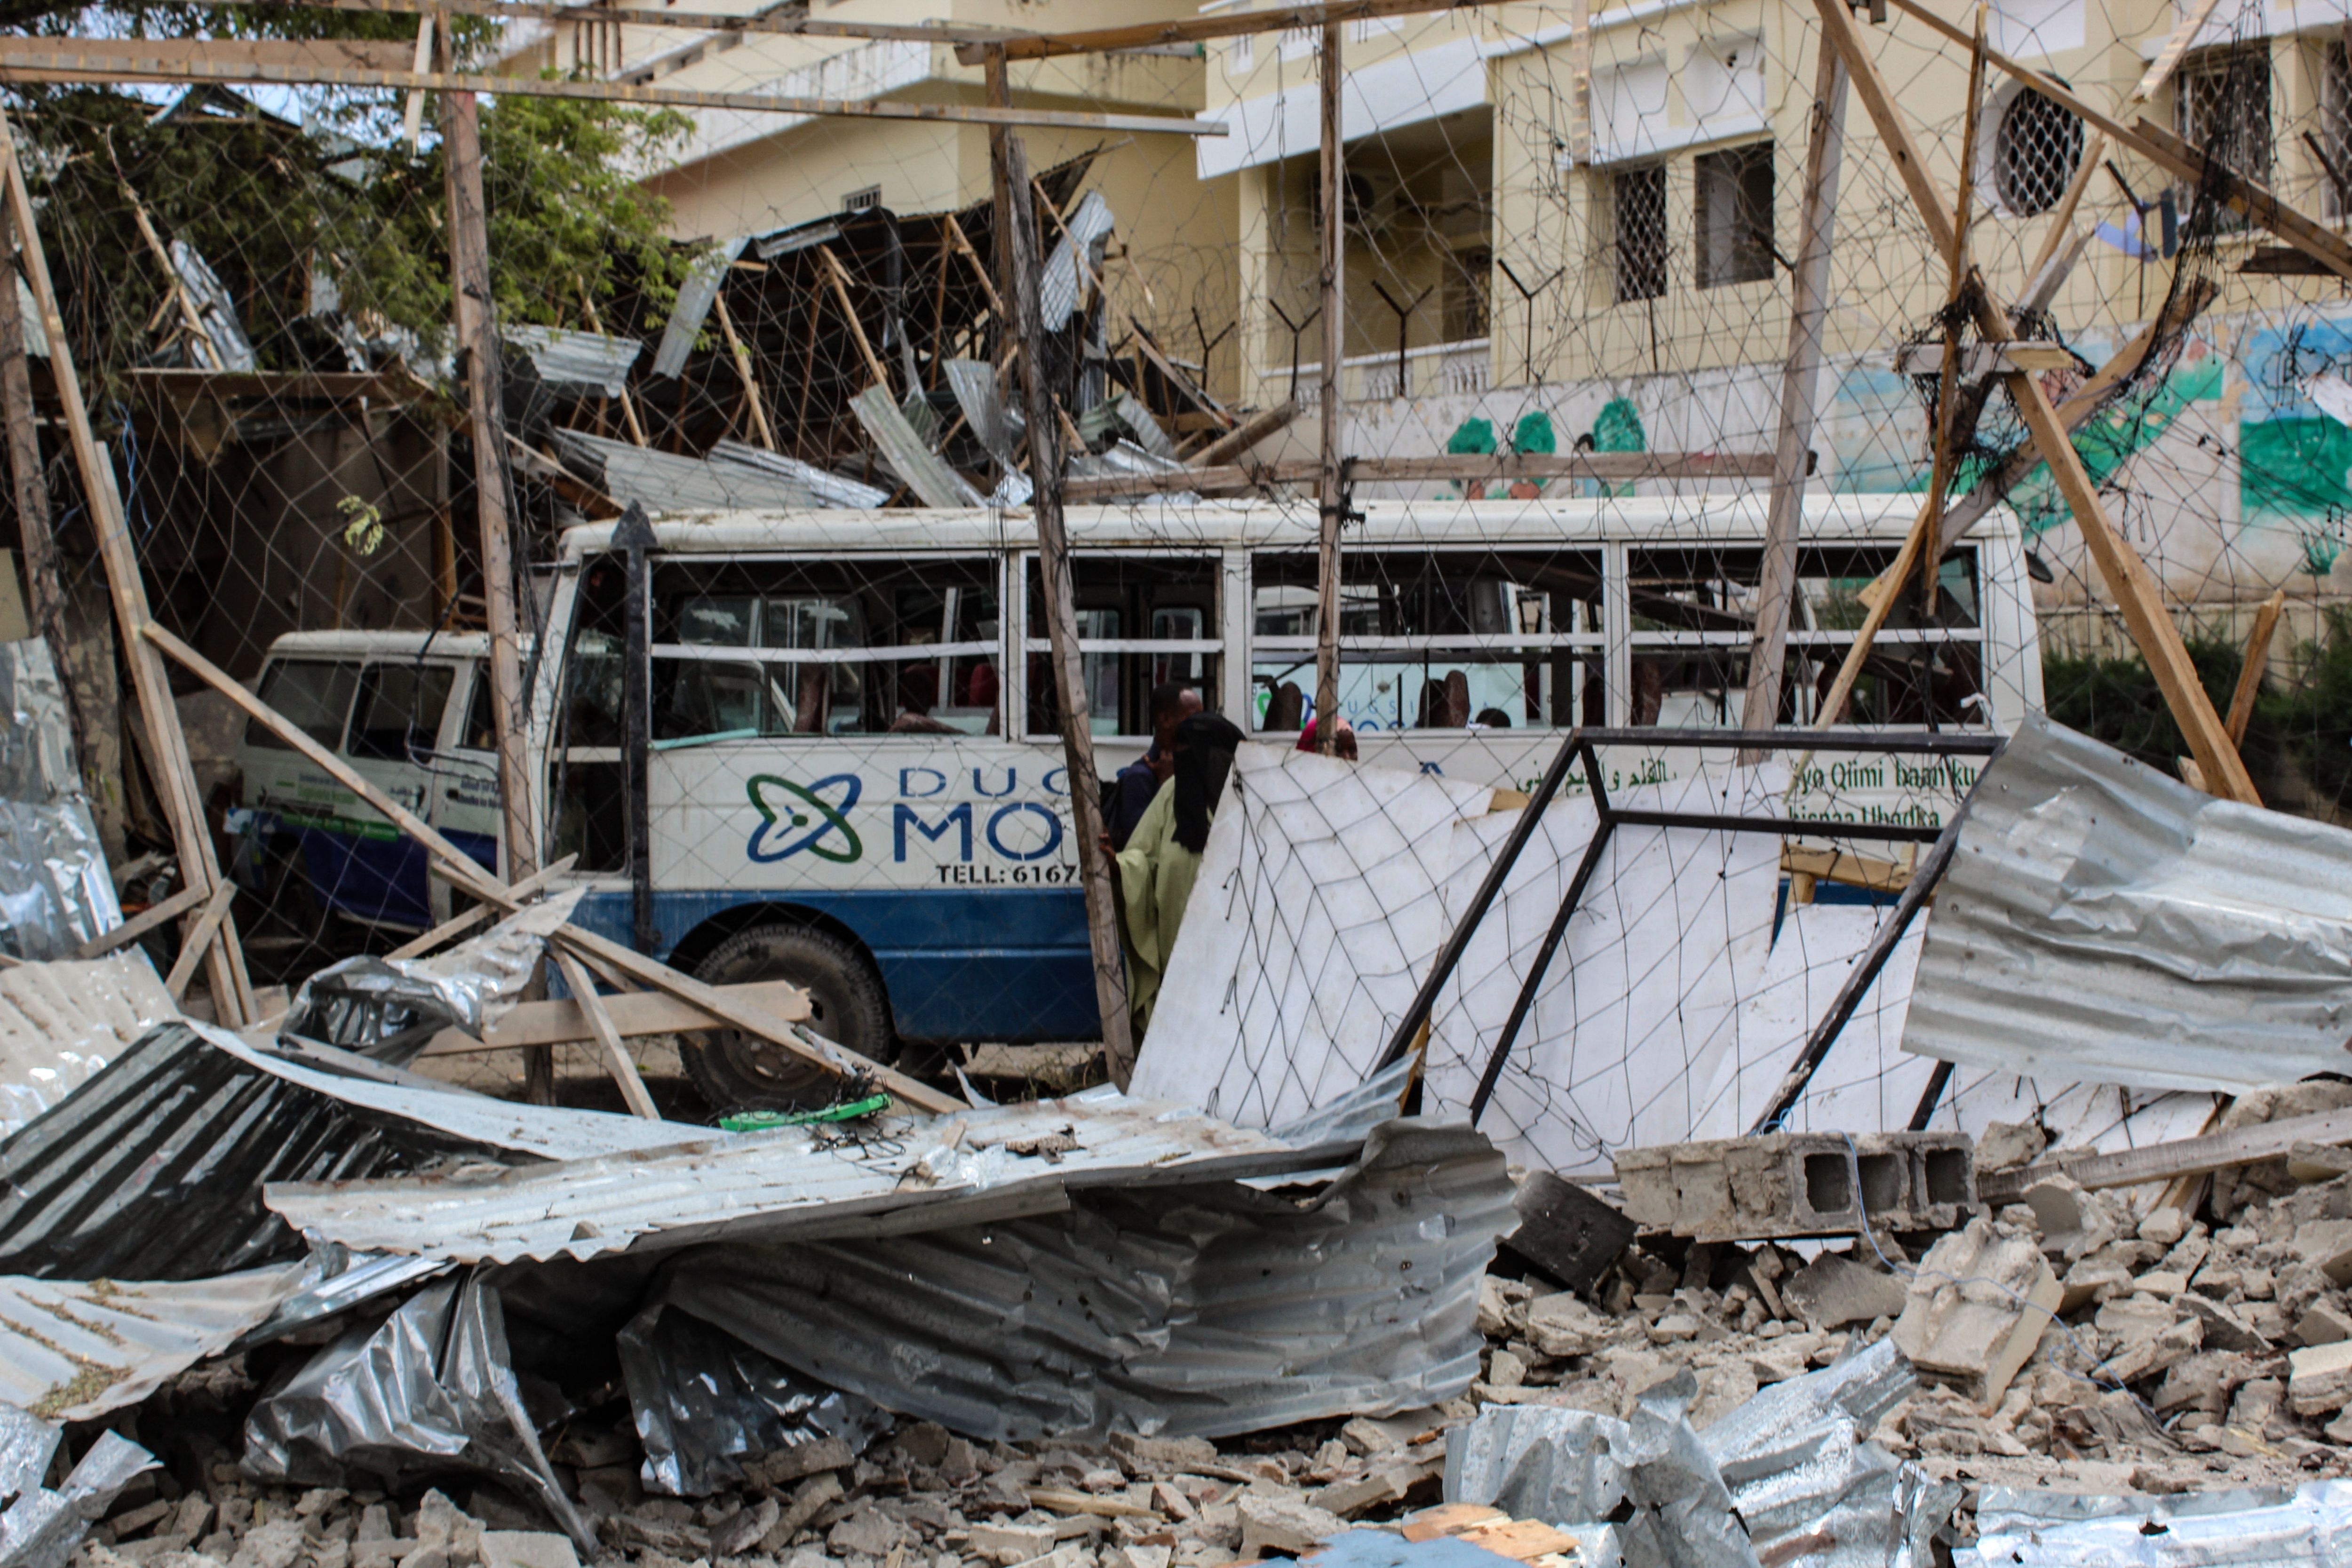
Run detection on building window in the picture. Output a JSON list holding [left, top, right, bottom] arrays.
[[1694, 143, 1773, 288], [1991, 86, 2084, 216], [841, 185, 882, 213], [1613, 164, 1668, 304], [2177, 45, 2273, 184], [2321, 41, 2352, 216], [1446, 247, 1493, 341], [1228, 32, 1253, 70]]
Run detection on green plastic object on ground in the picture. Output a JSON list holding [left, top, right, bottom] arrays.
[[720, 1092, 892, 1131]]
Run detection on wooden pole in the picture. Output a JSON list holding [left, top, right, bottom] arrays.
[[0, 201, 60, 664], [443, 83, 548, 1098], [985, 46, 1136, 1084], [710, 289, 780, 449], [1738, 40, 1846, 743], [1315, 19, 1345, 754], [0, 116, 253, 1024], [2226, 588, 2286, 745], [1916, 6, 1991, 621]]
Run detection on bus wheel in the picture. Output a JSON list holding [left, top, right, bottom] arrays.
[[682, 923, 896, 1112]]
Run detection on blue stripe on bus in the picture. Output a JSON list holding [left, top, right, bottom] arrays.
[[569, 886, 1098, 1044]]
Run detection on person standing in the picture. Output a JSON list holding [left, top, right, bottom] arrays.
[[1112, 711, 1241, 1038], [1108, 681, 1202, 849]]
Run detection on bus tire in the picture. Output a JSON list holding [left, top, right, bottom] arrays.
[[682, 923, 897, 1112]]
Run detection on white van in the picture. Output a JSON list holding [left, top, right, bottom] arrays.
[[230, 495, 2042, 1105]]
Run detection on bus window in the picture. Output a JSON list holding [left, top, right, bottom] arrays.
[[552, 556, 627, 874], [459, 666, 497, 752], [651, 557, 1000, 738], [1248, 549, 1603, 734], [347, 662, 456, 762], [1627, 544, 1986, 727], [249, 660, 362, 751], [1025, 555, 1219, 737]]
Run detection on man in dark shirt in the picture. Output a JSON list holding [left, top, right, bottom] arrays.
[[1108, 681, 1202, 848]]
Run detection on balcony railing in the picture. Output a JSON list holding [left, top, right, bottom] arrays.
[[1319, 338, 1492, 402]]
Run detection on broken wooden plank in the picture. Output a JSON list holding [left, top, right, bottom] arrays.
[[1979, 1104, 2352, 1203], [389, 853, 580, 961], [162, 878, 236, 1001], [2228, 587, 2286, 746], [1188, 399, 1298, 468], [1892, 341, 2077, 378], [0, 34, 414, 72], [419, 979, 812, 1056], [551, 947, 661, 1120], [74, 883, 205, 960]]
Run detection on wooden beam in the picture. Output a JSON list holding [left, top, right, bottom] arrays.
[[1979, 1102, 2352, 1203], [1740, 41, 1846, 741], [129, 367, 429, 403], [445, 88, 540, 909], [143, 618, 962, 1114], [0, 48, 1229, 137], [388, 852, 579, 961], [964, 0, 1511, 63], [551, 947, 661, 1120], [1060, 450, 1776, 500], [1811, 0, 1956, 262], [818, 247, 892, 393], [184, 0, 1030, 45], [710, 290, 780, 450], [162, 878, 236, 1001], [419, 978, 810, 1054], [1882, 0, 2352, 284], [2227, 587, 2286, 746], [988, 46, 1135, 1084], [75, 883, 206, 960], [0, 35, 413, 71], [2004, 362, 2260, 804], [1893, 341, 2077, 377], [0, 198, 59, 680], [0, 117, 253, 1026], [1315, 18, 1345, 758], [1189, 399, 1299, 468]]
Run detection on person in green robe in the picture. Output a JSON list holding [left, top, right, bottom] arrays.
[[1113, 712, 1241, 1039]]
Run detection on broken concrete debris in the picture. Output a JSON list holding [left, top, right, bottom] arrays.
[[1613, 1130, 1977, 1242]]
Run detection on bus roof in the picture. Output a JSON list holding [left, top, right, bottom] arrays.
[[261, 629, 506, 660], [556, 494, 2013, 561]]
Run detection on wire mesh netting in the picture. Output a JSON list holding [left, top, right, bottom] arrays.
[[1, 0, 2346, 1148]]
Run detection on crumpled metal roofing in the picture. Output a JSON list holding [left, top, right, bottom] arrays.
[[553, 428, 849, 515], [504, 325, 642, 398], [0, 953, 173, 1140], [0, 640, 120, 963], [0, 1262, 312, 1420], [653, 1117, 1514, 1441], [1973, 1478, 2352, 1565], [1041, 190, 1112, 332], [0, 1020, 707, 1280], [651, 238, 747, 378], [168, 239, 256, 372], [709, 440, 890, 508], [850, 387, 985, 508], [264, 1084, 1384, 1266], [1902, 715, 2352, 1095]]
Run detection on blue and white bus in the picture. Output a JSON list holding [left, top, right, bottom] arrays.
[[230, 494, 2042, 1105]]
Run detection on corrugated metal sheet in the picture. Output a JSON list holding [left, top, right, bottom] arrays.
[[504, 325, 642, 398], [651, 238, 748, 378], [553, 429, 835, 514], [652, 1118, 1514, 1441], [709, 440, 890, 508], [0, 1022, 706, 1280], [1973, 1480, 2352, 1566], [1902, 715, 2352, 1095], [0, 953, 175, 1140], [1109, 392, 1179, 461], [0, 1263, 311, 1420], [850, 386, 985, 508], [0, 641, 120, 963], [1068, 438, 1190, 483], [168, 239, 256, 372], [264, 1087, 1384, 1266], [943, 358, 1020, 470], [1041, 190, 1112, 332]]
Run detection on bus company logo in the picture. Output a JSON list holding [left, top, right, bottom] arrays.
[[746, 773, 863, 863]]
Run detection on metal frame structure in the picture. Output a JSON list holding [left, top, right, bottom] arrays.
[[1373, 726, 2008, 1136]]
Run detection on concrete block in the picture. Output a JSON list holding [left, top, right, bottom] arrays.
[[1892, 1218, 2061, 1409], [749, 1435, 853, 1486], [477, 1536, 576, 1568], [1108, 1433, 1218, 1473], [2022, 1175, 2114, 1262], [1780, 1253, 1907, 1330], [2138, 1207, 2188, 1246], [2179, 1294, 2268, 1356], [1977, 1121, 2047, 1171], [1522, 1292, 1614, 1359], [2106, 1318, 2202, 1385], [2287, 1339, 2352, 1415], [1502, 1170, 1637, 1292], [1613, 1131, 1978, 1242], [970, 1523, 1060, 1566], [1235, 1495, 1343, 1558], [2296, 1302, 2352, 1347]]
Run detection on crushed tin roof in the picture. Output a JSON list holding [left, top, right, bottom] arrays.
[[505, 325, 643, 399], [264, 1084, 1392, 1266], [553, 428, 885, 514], [0, 1262, 312, 1420]]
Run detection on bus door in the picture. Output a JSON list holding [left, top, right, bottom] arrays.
[[429, 663, 505, 923], [336, 656, 461, 928]]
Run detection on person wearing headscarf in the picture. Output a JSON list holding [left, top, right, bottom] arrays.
[[1293, 715, 1359, 759], [1113, 712, 1243, 1038]]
